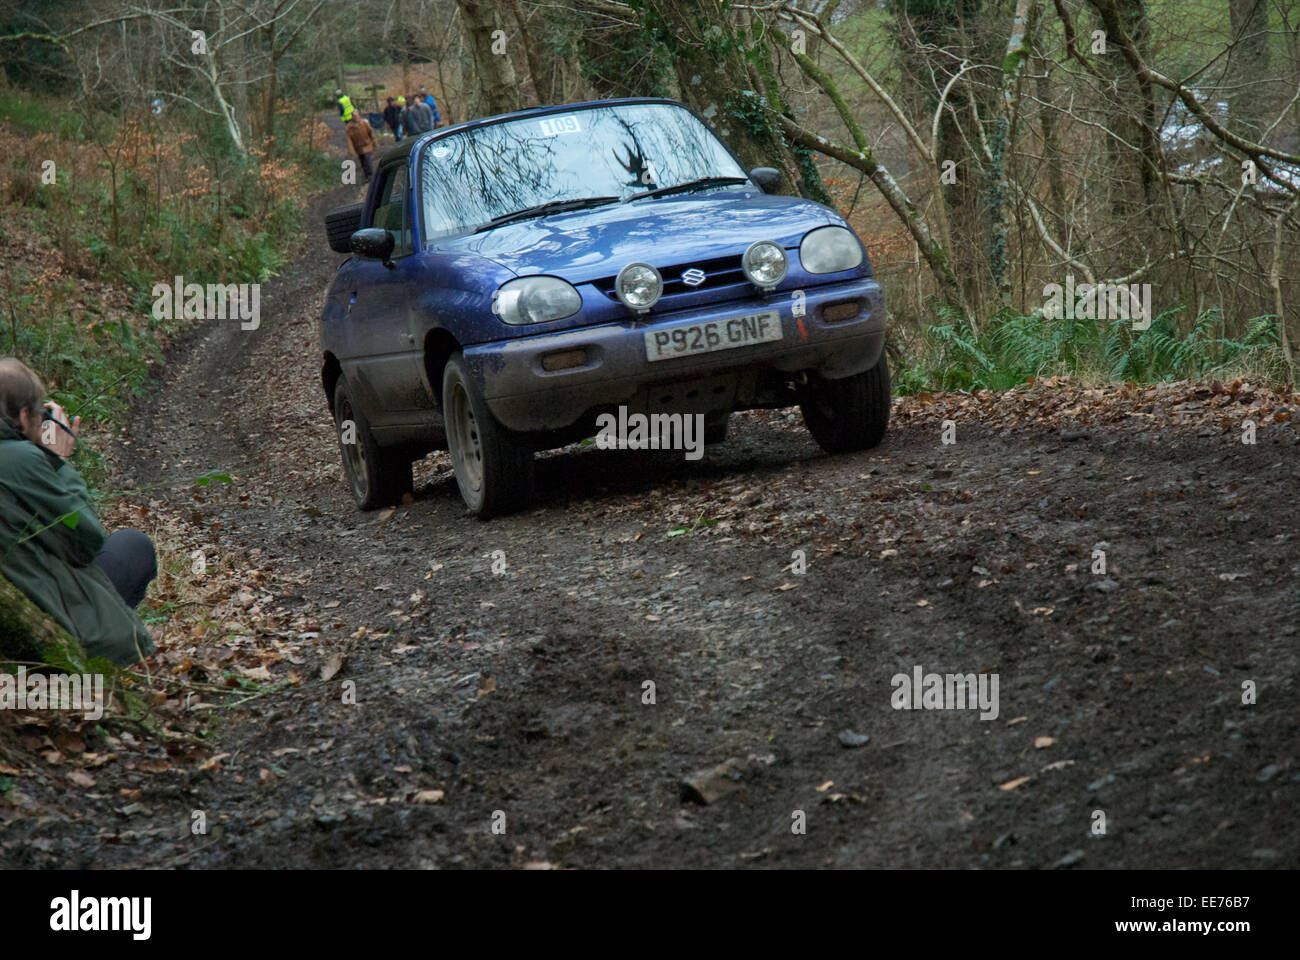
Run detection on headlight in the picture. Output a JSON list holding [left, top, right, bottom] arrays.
[[743, 240, 788, 291], [800, 226, 864, 274], [494, 276, 582, 325], [616, 262, 662, 314]]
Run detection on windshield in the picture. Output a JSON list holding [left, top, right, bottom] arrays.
[[418, 102, 747, 240]]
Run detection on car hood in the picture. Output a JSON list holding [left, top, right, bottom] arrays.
[[430, 190, 841, 284]]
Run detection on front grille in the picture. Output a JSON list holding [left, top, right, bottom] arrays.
[[593, 254, 746, 301]]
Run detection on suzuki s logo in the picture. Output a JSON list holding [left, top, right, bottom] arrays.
[[681, 268, 706, 287]]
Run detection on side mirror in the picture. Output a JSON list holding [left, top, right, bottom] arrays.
[[748, 167, 783, 194], [351, 228, 395, 268]]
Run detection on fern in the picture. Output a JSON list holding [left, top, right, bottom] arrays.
[[907, 306, 1287, 392]]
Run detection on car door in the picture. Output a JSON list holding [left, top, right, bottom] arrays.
[[345, 162, 434, 437]]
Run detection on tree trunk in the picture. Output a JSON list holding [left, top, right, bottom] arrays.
[[1270, 201, 1296, 374], [264, 51, 280, 147], [503, 0, 542, 107], [0, 573, 93, 674], [1038, 52, 1066, 220], [1228, 0, 1269, 138], [1089, 0, 1159, 213], [988, 0, 1036, 308], [889, 0, 1006, 316], [457, 0, 520, 116]]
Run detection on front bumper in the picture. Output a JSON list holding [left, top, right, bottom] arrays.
[[461, 278, 886, 432]]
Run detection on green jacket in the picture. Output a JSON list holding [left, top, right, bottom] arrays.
[[0, 418, 154, 664]]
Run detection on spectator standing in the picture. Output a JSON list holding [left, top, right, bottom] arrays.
[[346, 112, 378, 183], [382, 96, 402, 142], [402, 94, 435, 136], [418, 86, 443, 127]]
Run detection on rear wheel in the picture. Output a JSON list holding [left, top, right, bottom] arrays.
[[334, 378, 413, 510], [442, 355, 534, 518], [800, 351, 891, 453]]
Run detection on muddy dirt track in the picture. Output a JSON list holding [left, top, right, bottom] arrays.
[[4, 180, 1298, 870]]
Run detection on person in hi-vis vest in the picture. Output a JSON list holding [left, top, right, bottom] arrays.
[[335, 89, 354, 122]]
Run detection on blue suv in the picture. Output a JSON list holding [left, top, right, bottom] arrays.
[[320, 97, 888, 517]]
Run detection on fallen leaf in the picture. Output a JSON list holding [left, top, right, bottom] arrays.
[[320, 652, 345, 682], [198, 752, 231, 772], [241, 664, 273, 683], [1034, 736, 1056, 748], [999, 776, 1032, 791], [413, 789, 445, 804]]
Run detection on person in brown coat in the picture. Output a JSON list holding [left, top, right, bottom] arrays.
[[346, 113, 378, 183]]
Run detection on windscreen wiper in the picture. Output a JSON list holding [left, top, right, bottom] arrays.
[[475, 196, 618, 232], [622, 176, 750, 202]]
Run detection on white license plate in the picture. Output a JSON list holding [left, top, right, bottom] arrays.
[[644, 311, 782, 362]]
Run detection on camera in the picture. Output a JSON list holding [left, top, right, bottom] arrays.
[[41, 405, 73, 439]]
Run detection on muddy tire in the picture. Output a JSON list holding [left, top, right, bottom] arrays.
[[443, 355, 534, 518], [334, 378, 413, 510], [800, 351, 891, 453]]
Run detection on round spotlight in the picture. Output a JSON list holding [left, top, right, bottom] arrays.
[[616, 262, 663, 314], [743, 240, 788, 291]]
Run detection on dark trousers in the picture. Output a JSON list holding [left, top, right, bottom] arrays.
[[93, 529, 157, 609], [359, 150, 374, 182]]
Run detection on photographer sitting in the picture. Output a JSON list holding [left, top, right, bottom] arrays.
[[0, 358, 157, 665]]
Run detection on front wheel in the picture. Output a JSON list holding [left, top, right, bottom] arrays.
[[800, 351, 891, 453], [442, 355, 534, 518]]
